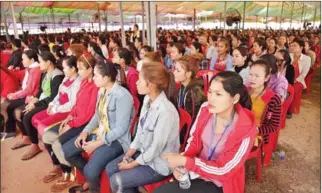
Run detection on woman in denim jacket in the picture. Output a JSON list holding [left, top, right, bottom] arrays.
[[63, 60, 134, 193], [105, 62, 180, 193]]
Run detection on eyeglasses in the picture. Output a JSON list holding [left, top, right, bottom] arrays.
[[81, 54, 92, 68]]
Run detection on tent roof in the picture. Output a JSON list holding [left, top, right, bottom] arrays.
[[1, 1, 321, 24]]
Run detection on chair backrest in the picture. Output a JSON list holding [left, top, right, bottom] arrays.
[[280, 84, 295, 128], [178, 108, 193, 152], [1, 51, 12, 67], [196, 70, 218, 96], [130, 96, 141, 137]]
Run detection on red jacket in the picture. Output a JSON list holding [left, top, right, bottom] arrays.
[[0, 68, 19, 99], [184, 103, 257, 193], [67, 79, 99, 128], [11, 66, 42, 101], [126, 67, 139, 97]]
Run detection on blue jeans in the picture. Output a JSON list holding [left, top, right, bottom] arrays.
[[62, 134, 124, 192], [106, 152, 167, 193]]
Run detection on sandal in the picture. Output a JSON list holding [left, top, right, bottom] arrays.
[[21, 148, 42, 161], [51, 173, 76, 192], [11, 141, 31, 150], [43, 168, 63, 183], [69, 185, 89, 193]]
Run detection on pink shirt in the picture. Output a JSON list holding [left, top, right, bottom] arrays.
[[200, 115, 237, 187]]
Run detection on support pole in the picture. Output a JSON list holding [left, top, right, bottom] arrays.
[[242, 1, 246, 30], [20, 12, 24, 33], [141, 1, 145, 44], [193, 8, 196, 31], [28, 18, 31, 32], [313, 8, 317, 28], [119, 2, 126, 47], [97, 3, 101, 32], [290, 2, 294, 29], [2, 6, 10, 42], [9, 2, 18, 38], [145, 2, 151, 46], [265, 2, 269, 29], [68, 14, 71, 29], [223, 2, 227, 30], [150, 2, 157, 50], [105, 10, 108, 32], [280, 2, 284, 29], [219, 13, 222, 28], [50, 7, 56, 33], [300, 4, 305, 24]]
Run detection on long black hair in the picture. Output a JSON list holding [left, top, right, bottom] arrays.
[[209, 71, 252, 110]]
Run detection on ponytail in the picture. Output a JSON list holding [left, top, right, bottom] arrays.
[[240, 86, 252, 110], [141, 62, 178, 108]]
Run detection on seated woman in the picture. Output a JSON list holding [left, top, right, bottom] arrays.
[[288, 38, 311, 117], [209, 38, 232, 71], [62, 60, 134, 193], [11, 51, 64, 161], [248, 59, 282, 144], [231, 46, 251, 85], [173, 55, 206, 121], [251, 38, 266, 62], [275, 49, 295, 85], [105, 62, 180, 193], [2, 50, 42, 139], [31, 56, 81, 136], [260, 54, 288, 102], [190, 42, 209, 70], [155, 71, 257, 193], [113, 47, 139, 97], [40, 54, 99, 192]]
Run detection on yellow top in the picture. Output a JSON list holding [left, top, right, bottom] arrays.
[[92, 88, 110, 140]]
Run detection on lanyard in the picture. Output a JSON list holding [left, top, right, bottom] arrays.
[[179, 87, 185, 108], [208, 111, 235, 160]]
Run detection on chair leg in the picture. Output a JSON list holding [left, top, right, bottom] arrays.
[[256, 152, 262, 182]]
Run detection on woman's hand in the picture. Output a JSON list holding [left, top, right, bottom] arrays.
[[47, 105, 54, 115], [7, 93, 14, 100], [163, 153, 187, 169], [23, 103, 35, 113], [173, 167, 184, 181], [59, 124, 71, 136], [118, 160, 138, 171], [82, 140, 101, 154], [75, 132, 89, 148]]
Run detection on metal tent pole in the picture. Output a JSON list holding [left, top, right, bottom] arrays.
[[290, 2, 295, 29], [223, 2, 227, 30], [141, 1, 145, 44], [119, 2, 126, 47], [280, 2, 284, 29], [51, 7, 56, 33], [242, 2, 246, 30], [150, 2, 157, 50], [97, 3, 101, 32], [9, 2, 19, 38], [68, 14, 71, 29], [145, 2, 151, 46], [313, 8, 317, 28], [2, 6, 10, 42], [265, 2, 269, 29], [193, 9, 196, 31]]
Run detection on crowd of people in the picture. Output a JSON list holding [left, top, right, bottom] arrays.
[[0, 24, 320, 193]]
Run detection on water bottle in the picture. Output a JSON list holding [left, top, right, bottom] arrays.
[[178, 166, 191, 189], [279, 151, 286, 160]]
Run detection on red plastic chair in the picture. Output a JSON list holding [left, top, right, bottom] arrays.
[[196, 70, 218, 96], [130, 96, 141, 137], [262, 130, 280, 166], [247, 137, 263, 182], [13, 69, 26, 86], [144, 108, 193, 193], [280, 84, 295, 129], [305, 68, 315, 93]]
